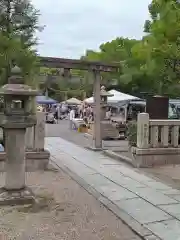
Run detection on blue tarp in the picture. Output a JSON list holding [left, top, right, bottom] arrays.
[[0, 144, 4, 152], [36, 95, 58, 104]]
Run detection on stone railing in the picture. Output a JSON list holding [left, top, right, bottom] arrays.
[[131, 113, 180, 167], [137, 113, 180, 149], [0, 112, 49, 171]]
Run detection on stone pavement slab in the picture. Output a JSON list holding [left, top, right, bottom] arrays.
[[169, 194, 180, 201], [45, 137, 180, 240], [159, 204, 180, 220], [160, 188, 180, 195], [130, 188, 178, 206], [99, 185, 138, 201], [145, 219, 180, 240], [115, 198, 172, 224], [141, 181, 175, 191]]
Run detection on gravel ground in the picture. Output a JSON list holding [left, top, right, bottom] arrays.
[[0, 165, 140, 240]]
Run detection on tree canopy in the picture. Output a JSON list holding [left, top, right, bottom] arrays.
[[80, 0, 180, 98], [0, 0, 42, 86]]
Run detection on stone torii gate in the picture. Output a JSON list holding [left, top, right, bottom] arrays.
[[39, 57, 118, 149]]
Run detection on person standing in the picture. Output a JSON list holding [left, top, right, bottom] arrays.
[[69, 108, 75, 130]]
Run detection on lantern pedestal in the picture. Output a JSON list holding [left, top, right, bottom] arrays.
[[0, 187, 35, 205], [5, 128, 26, 190], [100, 86, 119, 140], [0, 127, 35, 205]]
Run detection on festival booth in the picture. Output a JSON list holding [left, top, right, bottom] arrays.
[[64, 97, 85, 130], [65, 97, 82, 105], [84, 90, 139, 121], [84, 89, 139, 104], [36, 95, 58, 123], [36, 95, 58, 105], [84, 90, 140, 138]]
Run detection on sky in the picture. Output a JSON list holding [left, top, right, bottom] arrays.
[[32, 0, 151, 59]]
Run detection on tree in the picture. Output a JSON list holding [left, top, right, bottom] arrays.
[[79, 1, 180, 97], [138, 0, 180, 94], [0, 0, 42, 85], [82, 38, 148, 94], [0, 0, 41, 46]]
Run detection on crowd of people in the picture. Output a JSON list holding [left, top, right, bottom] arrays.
[[38, 103, 95, 125], [38, 102, 124, 131]]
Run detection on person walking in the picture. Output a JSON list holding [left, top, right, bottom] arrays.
[[69, 108, 75, 130]]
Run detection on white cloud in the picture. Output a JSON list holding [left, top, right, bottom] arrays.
[[32, 0, 151, 58]]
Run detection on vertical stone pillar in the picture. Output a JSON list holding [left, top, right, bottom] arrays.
[[100, 107, 106, 120], [93, 70, 102, 149], [64, 92, 68, 101], [5, 129, 26, 190], [25, 96, 36, 150], [25, 127, 34, 150], [83, 91, 86, 99], [124, 104, 128, 122], [63, 68, 70, 100], [34, 112, 45, 151], [137, 113, 149, 149]]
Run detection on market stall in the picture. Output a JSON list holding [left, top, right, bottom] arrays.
[[84, 90, 141, 138], [66, 97, 82, 105], [36, 95, 58, 105], [84, 89, 139, 104], [36, 95, 58, 123]]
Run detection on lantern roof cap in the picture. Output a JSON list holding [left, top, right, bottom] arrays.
[[100, 86, 114, 97], [0, 84, 38, 96], [8, 65, 24, 84], [0, 65, 39, 96], [11, 65, 21, 75]]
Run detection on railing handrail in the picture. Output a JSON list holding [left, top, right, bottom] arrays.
[[149, 119, 180, 126], [137, 113, 180, 149]]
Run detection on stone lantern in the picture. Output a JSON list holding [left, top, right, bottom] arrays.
[[0, 65, 38, 205], [100, 86, 119, 140], [100, 85, 113, 120]]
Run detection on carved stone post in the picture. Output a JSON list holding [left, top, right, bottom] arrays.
[[92, 70, 102, 149], [137, 113, 149, 149]]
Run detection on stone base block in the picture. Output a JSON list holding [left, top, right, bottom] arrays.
[[84, 134, 128, 151], [26, 150, 50, 171], [87, 146, 102, 151], [102, 140, 128, 151], [0, 187, 35, 206], [0, 150, 50, 172], [131, 147, 180, 168]]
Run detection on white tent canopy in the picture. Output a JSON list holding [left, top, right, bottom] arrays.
[[66, 98, 82, 105], [84, 89, 139, 104]]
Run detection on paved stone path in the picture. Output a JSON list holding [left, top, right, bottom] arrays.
[[45, 121, 91, 147], [45, 137, 180, 240]]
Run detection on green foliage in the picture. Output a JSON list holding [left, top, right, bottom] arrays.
[[76, 0, 180, 98], [0, 0, 42, 86], [127, 121, 137, 147]]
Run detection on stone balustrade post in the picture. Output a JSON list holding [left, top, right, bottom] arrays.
[[137, 113, 149, 148], [171, 126, 179, 147], [34, 112, 45, 151], [25, 127, 34, 150]]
